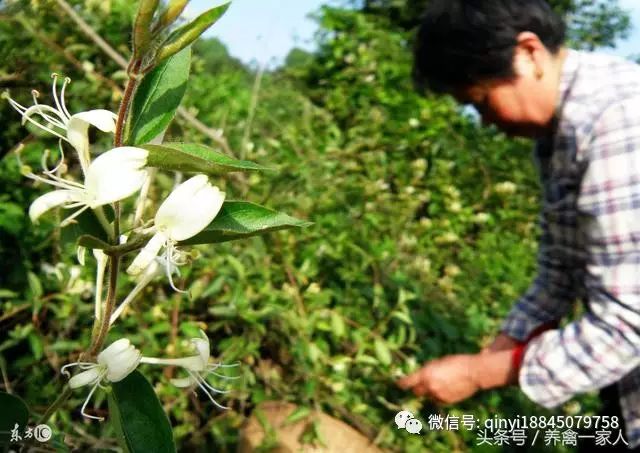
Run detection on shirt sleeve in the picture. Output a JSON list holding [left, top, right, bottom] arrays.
[[519, 97, 640, 408], [501, 196, 576, 342]]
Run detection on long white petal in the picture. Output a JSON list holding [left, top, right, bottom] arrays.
[[140, 355, 203, 370], [156, 175, 225, 241], [84, 147, 148, 207], [127, 232, 167, 276], [192, 330, 210, 365], [29, 189, 82, 223], [68, 367, 103, 389], [69, 110, 117, 133], [106, 347, 141, 382], [97, 338, 131, 365], [170, 376, 196, 388], [66, 110, 117, 167], [66, 118, 90, 173]]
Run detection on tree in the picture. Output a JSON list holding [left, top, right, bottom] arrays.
[[361, 0, 631, 49]]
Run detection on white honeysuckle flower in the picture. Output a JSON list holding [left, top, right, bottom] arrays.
[[140, 330, 240, 409], [26, 146, 148, 226], [61, 339, 141, 421], [3, 73, 117, 175], [41, 262, 64, 282], [109, 257, 178, 326], [494, 181, 517, 195], [66, 265, 92, 296], [127, 175, 225, 291]]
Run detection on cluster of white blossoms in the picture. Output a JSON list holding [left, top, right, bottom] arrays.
[[62, 331, 239, 419], [5, 75, 238, 418]]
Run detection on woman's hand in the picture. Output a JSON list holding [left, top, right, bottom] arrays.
[[396, 347, 519, 404], [395, 354, 481, 404]]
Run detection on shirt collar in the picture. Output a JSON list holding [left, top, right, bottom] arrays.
[[536, 48, 581, 155], [555, 48, 581, 115]]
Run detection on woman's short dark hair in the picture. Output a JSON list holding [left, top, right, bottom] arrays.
[[413, 0, 566, 94]]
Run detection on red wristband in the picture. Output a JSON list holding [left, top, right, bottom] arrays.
[[512, 343, 527, 371], [511, 322, 557, 371]]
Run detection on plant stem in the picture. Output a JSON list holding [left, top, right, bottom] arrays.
[[114, 60, 141, 147], [39, 56, 141, 423], [38, 385, 72, 425], [88, 57, 137, 356]]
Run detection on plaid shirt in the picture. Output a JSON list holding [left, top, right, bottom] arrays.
[[501, 49, 640, 449]]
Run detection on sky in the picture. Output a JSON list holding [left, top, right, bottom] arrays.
[[186, 0, 333, 67], [187, 0, 640, 67], [608, 0, 640, 58]]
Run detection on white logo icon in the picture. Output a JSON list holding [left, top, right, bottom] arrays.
[[34, 424, 52, 442], [394, 410, 414, 429], [405, 418, 423, 434], [394, 410, 423, 434]]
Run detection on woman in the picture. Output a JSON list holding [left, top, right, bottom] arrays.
[[397, 1, 640, 451]]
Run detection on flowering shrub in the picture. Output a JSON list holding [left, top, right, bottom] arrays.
[[0, 1, 309, 450]]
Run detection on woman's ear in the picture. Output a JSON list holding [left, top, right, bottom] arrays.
[[512, 48, 537, 78], [513, 31, 547, 79]]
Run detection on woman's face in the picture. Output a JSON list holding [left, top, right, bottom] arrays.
[[454, 46, 561, 138]]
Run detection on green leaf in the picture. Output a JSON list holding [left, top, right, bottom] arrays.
[[180, 201, 312, 245], [141, 143, 271, 175], [27, 332, 43, 360], [78, 234, 148, 255], [126, 47, 191, 146], [373, 339, 392, 366], [0, 201, 24, 236], [27, 272, 42, 299], [0, 289, 18, 299], [156, 3, 230, 62], [354, 354, 378, 366], [77, 235, 111, 251], [51, 433, 71, 452], [108, 371, 175, 453], [283, 406, 312, 426], [330, 312, 346, 339], [61, 209, 111, 246], [0, 392, 29, 445], [391, 311, 413, 325]]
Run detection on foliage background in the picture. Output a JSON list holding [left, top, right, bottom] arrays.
[[0, 0, 634, 451]]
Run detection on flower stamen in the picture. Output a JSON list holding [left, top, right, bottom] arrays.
[[60, 77, 72, 119], [188, 370, 230, 410], [80, 375, 107, 421], [61, 362, 96, 377], [31, 89, 67, 129]]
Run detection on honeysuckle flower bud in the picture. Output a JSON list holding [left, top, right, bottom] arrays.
[[127, 175, 225, 291], [61, 339, 141, 420], [140, 330, 240, 409], [92, 249, 108, 319], [26, 146, 148, 226], [3, 74, 117, 175]]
